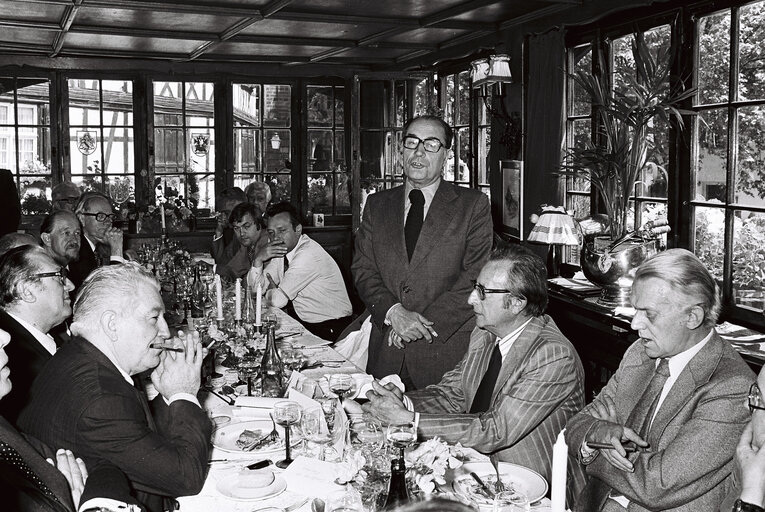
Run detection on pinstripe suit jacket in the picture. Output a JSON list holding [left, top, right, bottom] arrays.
[[566, 332, 754, 512], [352, 180, 493, 388], [407, 315, 587, 501]]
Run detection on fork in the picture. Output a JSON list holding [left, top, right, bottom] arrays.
[[245, 413, 280, 451], [490, 453, 505, 493]]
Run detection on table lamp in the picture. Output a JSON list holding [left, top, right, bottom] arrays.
[[527, 206, 580, 278]]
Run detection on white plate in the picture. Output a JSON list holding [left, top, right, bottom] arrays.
[[216, 474, 287, 501], [212, 420, 284, 454], [450, 461, 547, 505]]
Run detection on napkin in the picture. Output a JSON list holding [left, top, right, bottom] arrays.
[[280, 456, 345, 499]]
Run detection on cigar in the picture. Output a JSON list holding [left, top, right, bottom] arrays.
[[150, 343, 184, 352]]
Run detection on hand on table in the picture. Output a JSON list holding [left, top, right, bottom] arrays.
[[151, 331, 205, 399], [388, 305, 437, 343], [737, 421, 765, 507], [47, 449, 87, 508], [361, 380, 414, 426]]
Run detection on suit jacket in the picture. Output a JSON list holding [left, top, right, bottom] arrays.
[[566, 332, 755, 512], [67, 235, 99, 289], [352, 180, 493, 388], [212, 228, 268, 280], [0, 168, 21, 238], [18, 337, 211, 512], [408, 316, 587, 503], [0, 309, 56, 427]]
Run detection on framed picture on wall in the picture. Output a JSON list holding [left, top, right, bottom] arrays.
[[501, 159, 523, 240]]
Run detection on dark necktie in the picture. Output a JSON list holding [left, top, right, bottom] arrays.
[[404, 189, 425, 261], [283, 255, 290, 272], [0, 441, 58, 501], [470, 343, 503, 413], [628, 358, 671, 442]]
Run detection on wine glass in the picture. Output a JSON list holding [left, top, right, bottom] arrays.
[[328, 374, 356, 404], [326, 488, 363, 512], [493, 490, 530, 512], [386, 421, 417, 461], [273, 401, 302, 468], [318, 397, 338, 432], [237, 354, 260, 396], [300, 408, 333, 461]]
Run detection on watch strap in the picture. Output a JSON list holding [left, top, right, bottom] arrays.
[[734, 499, 765, 512]]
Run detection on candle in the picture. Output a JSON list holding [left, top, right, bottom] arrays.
[[215, 274, 223, 321], [255, 283, 262, 326], [234, 278, 242, 320], [160, 203, 166, 231], [551, 428, 567, 512]]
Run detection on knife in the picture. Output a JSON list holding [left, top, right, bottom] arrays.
[[470, 472, 495, 499]]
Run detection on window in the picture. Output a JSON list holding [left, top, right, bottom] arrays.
[[693, 3, 765, 317], [232, 83, 292, 205], [442, 71, 472, 186], [68, 79, 135, 211], [0, 76, 52, 214], [152, 81, 214, 210]]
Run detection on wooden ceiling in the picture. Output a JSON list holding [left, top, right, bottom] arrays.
[[0, 0, 582, 70]]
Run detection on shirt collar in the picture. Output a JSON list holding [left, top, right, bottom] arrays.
[[405, 178, 440, 205], [662, 328, 714, 378], [84, 235, 96, 252], [6, 311, 57, 356], [285, 234, 306, 265], [495, 317, 534, 359]]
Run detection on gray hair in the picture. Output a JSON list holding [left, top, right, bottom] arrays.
[[72, 262, 159, 334], [0, 245, 50, 307], [244, 181, 272, 203], [74, 191, 113, 215], [487, 244, 548, 316], [0, 232, 38, 257], [634, 248, 721, 327]]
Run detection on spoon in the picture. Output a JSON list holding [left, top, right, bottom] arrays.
[[311, 497, 325, 512], [221, 384, 239, 397]]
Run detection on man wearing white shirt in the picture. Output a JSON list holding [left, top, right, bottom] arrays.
[[19, 263, 210, 512], [0, 245, 74, 425], [566, 249, 755, 512], [248, 201, 352, 341], [363, 246, 586, 501]]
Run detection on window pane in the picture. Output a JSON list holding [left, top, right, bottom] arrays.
[[457, 71, 470, 125], [638, 116, 669, 198], [266, 173, 291, 203], [154, 82, 183, 126], [335, 87, 344, 126], [361, 81, 386, 128], [695, 108, 728, 202], [456, 128, 470, 182], [185, 82, 214, 127], [0, 88, 14, 124], [307, 86, 333, 126], [566, 193, 590, 219], [101, 80, 133, 125], [693, 205, 725, 283], [698, 11, 730, 104], [19, 176, 52, 215], [18, 128, 51, 175], [736, 105, 765, 206], [188, 128, 215, 174], [415, 77, 433, 117], [103, 128, 134, 175], [732, 210, 765, 312], [71, 174, 103, 193], [233, 84, 260, 127], [360, 131, 384, 180], [307, 173, 333, 213], [612, 34, 635, 97], [264, 129, 290, 173], [477, 126, 491, 186], [335, 166, 350, 214], [395, 81, 407, 127], [571, 45, 592, 116], [69, 128, 101, 174], [105, 175, 135, 211], [443, 75, 455, 125], [308, 129, 332, 172], [738, 3, 765, 101], [154, 127, 184, 174], [233, 173, 257, 191], [334, 131, 345, 168], [69, 79, 100, 125], [263, 85, 290, 127], [234, 128, 260, 174], [16, 79, 50, 125]]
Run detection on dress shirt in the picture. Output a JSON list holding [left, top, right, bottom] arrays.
[[84, 236, 125, 264], [6, 312, 56, 356]]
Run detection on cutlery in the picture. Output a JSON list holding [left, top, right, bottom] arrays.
[[490, 454, 505, 493], [470, 471, 495, 499], [256, 497, 309, 512], [204, 387, 234, 405], [246, 459, 273, 470], [221, 384, 240, 397]]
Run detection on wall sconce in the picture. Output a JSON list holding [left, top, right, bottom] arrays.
[[270, 133, 281, 150], [470, 54, 519, 152]]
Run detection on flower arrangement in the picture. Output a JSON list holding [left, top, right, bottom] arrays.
[[404, 438, 464, 494]]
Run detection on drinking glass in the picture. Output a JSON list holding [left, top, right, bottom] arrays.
[[273, 401, 302, 468], [386, 422, 416, 460], [318, 397, 339, 432], [329, 374, 356, 404], [493, 490, 530, 512], [300, 408, 333, 461], [326, 488, 363, 512]]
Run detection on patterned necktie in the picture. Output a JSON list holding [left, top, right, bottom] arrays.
[[628, 358, 671, 441], [404, 189, 425, 261], [0, 441, 58, 501], [470, 343, 503, 413]]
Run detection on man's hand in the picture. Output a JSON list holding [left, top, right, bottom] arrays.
[[47, 449, 88, 508], [253, 240, 288, 267], [737, 421, 765, 507], [388, 305, 437, 343], [151, 331, 204, 399], [361, 380, 414, 426], [387, 329, 405, 349], [104, 226, 124, 257], [585, 419, 648, 472], [589, 395, 619, 423], [215, 212, 227, 238]]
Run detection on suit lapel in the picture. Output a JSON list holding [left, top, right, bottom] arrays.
[[490, 317, 545, 406], [409, 181, 458, 270], [382, 186, 407, 264], [0, 310, 53, 361]]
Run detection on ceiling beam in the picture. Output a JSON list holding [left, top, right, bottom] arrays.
[[535, 0, 582, 4], [0, 18, 60, 30], [50, 0, 83, 58], [69, 24, 216, 41], [79, 0, 261, 16], [420, 0, 502, 27]]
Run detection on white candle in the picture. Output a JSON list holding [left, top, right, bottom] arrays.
[[234, 278, 242, 320], [160, 203, 166, 231], [215, 274, 223, 321], [551, 428, 568, 512], [255, 283, 262, 326]]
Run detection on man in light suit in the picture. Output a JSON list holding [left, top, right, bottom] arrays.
[[19, 263, 211, 512], [362, 246, 586, 500], [69, 192, 124, 289], [352, 115, 493, 389], [566, 249, 754, 512]]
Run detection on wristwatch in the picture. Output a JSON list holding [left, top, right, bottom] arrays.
[[733, 499, 765, 512]]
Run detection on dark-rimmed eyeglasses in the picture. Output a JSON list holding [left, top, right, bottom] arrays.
[[471, 280, 515, 301], [31, 267, 68, 286], [749, 383, 765, 413], [403, 135, 444, 153], [82, 212, 117, 223]]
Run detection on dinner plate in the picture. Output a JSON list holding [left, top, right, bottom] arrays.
[[216, 474, 287, 500], [450, 461, 547, 506], [213, 420, 284, 454]]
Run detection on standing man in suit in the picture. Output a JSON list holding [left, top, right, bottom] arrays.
[[566, 249, 754, 512], [362, 246, 586, 500], [0, 245, 74, 425], [68, 192, 124, 289], [40, 210, 82, 270], [19, 263, 211, 512], [352, 115, 493, 389]]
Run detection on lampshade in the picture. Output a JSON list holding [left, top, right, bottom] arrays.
[[527, 206, 580, 246], [470, 58, 490, 89], [486, 54, 513, 84]]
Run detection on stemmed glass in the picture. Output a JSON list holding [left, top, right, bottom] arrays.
[[273, 401, 302, 469], [328, 374, 356, 405], [386, 422, 417, 461], [300, 408, 333, 461]]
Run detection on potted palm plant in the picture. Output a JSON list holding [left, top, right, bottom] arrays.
[[558, 32, 695, 306]]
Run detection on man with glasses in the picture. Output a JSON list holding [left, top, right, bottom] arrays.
[[362, 246, 586, 500], [352, 114, 493, 389], [211, 187, 249, 279], [0, 245, 74, 425], [51, 182, 82, 212], [566, 249, 754, 512], [69, 192, 124, 289]]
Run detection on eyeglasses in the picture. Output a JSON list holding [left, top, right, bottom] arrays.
[[403, 135, 444, 153], [82, 212, 117, 223], [749, 383, 765, 413], [31, 267, 68, 286], [471, 280, 515, 301]]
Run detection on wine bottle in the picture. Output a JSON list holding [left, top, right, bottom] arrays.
[[383, 457, 410, 509], [190, 264, 205, 322], [260, 324, 284, 398]]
